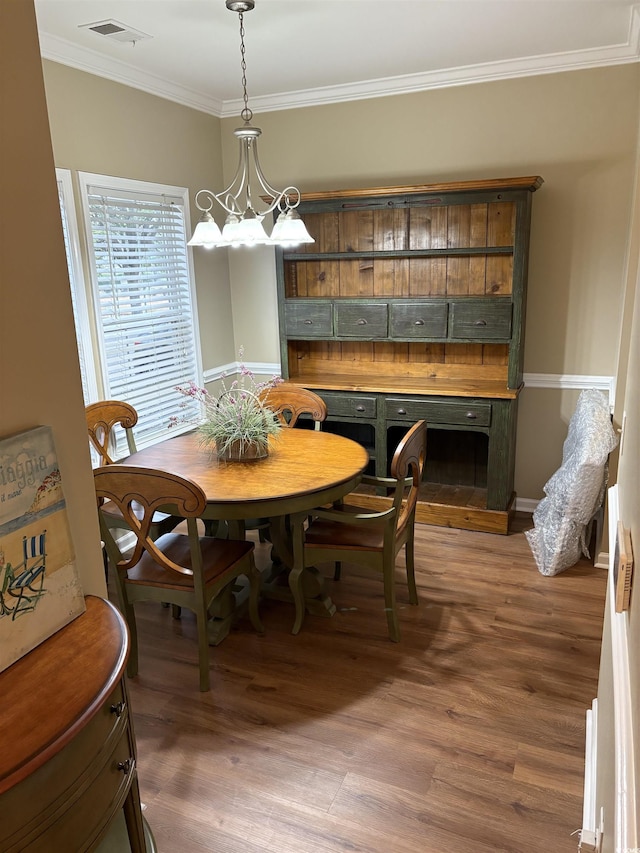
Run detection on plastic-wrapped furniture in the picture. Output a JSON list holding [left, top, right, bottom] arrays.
[[525, 389, 618, 576]]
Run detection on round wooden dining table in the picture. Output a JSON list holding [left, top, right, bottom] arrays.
[[122, 428, 369, 635]]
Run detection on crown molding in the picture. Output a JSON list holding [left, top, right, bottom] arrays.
[[223, 16, 640, 117], [38, 32, 223, 116], [39, 5, 640, 118]]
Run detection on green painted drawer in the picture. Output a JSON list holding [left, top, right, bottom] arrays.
[[284, 301, 333, 337], [320, 392, 377, 418], [334, 303, 388, 338], [449, 300, 512, 340], [385, 397, 492, 427], [389, 302, 448, 338]]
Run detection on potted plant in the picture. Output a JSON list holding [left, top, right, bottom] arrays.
[[173, 350, 282, 461]]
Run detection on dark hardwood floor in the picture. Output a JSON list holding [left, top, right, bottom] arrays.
[[118, 515, 607, 853]]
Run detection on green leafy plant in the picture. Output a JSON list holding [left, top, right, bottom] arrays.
[[173, 349, 282, 458]]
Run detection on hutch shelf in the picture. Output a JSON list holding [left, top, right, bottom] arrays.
[[275, 176, 543, 534]]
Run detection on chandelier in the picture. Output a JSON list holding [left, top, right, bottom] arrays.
[[188, 0, 314, 250]]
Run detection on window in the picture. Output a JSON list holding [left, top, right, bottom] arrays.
[[68, 172, 203, 457]]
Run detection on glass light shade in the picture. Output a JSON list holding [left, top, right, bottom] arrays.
[[187, 211, 223, 247], [220, 213, 242, 246], [269, 209, 315, 247], [233, 212, 270, 246]]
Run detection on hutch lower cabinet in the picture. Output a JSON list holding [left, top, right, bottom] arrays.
[[275, 176, 543, 534]]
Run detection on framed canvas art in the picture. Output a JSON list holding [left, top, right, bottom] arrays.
[[0, 426, 85, 672]]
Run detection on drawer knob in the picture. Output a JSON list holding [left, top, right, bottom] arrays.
[[396, 408, 407, 415], [414, 319, 425, 326], [474, 319, 487, 327], [110, 701, 125, 717], [117, 758, 135, 775], [356, 318, 368, 325], [303, 319, 313, 325], [466, 412, 477, 420], [356, 405, 365, 412]]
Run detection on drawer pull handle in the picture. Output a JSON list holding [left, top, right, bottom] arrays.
[[396, 408, 407, 415], [466, 412, 478, 420], [356, 405, 365, 412], [414, 319, 425, 326], [110, 701, 125, 717], [117, 758, 135, 775], [356, 318, 368, 325], [474, 319, 487, 327], [303, 319, 313, 325]]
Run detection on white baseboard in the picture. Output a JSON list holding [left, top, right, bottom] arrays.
[[581, 698, 600, 846], [515, 497, 537, 514]]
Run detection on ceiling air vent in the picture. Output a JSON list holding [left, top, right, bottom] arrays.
[[79, 20, 152, 44]]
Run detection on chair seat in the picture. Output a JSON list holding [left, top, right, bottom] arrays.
[[126, 533, 255, 589], [305, 504, 386, 551]]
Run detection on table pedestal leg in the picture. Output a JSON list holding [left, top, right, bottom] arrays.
[[271, 515, 336, 633]]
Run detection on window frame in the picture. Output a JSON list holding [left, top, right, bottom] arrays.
[[56, 168, 100, 404], [75, 171, 204, 453]]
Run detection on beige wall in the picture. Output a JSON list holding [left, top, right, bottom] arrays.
[[595, 115, 640, 848], [221, 65, 640, 498], [617, 197, 640, 843], [39, 53, 640, 502], [0, 2, 104, 595], [42, 60, 235, 374]]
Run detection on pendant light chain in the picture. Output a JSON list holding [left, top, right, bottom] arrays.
[[187, 0, 315, 248], [238, 12, 252, 124]]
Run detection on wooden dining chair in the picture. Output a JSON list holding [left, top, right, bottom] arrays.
[[244, 385, 328, 543], [86, 401, 182, 579], [95, 465, 264, 692], [258, 385, 327, 430], [290, 419, 427, 641], [86, 399, 139, 465]]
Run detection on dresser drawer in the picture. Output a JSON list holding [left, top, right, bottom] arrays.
[[284, 301, 333, 337], [321, 392, 377, 418], [334, 303, 388, 338], [0, 682, 131, 852], [7, 725, 136, 853], [449, 300, 512, 340], [385, 397, 492, 427], [389, 302, 448, 338]]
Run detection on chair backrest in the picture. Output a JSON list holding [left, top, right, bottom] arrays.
[[22, 531, 46, 564], [389, 420, 427, 537], [259, 385, 327, 430], [94, 465, 206, 577], [86, 400, 139, 465]]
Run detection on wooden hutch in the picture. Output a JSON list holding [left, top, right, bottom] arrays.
[[274, 176, 543, 534]]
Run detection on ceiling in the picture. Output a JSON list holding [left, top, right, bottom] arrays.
[[35, 0, 640, 118]]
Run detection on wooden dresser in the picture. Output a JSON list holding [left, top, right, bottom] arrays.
[[275, 176, 543, 533], [0, 595, 151, 852]]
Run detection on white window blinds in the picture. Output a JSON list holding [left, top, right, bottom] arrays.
[[80, 174, 201, 456]]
